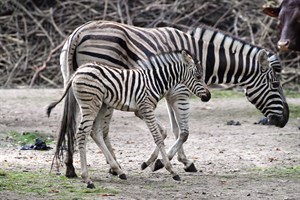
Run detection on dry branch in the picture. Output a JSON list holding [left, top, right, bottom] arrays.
[[0, 0, 299, 88]]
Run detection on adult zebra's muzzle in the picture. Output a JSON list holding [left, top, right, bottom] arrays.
[[268, 102, 289, 128]]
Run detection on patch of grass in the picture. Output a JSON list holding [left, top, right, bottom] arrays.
[[190, 89, 244, 100], [0, 170, 118, 199], [288, 104, 300, 119], [251, 166, 300, 178], [209, 89, 244, 99], [8, 131, 54, 146], [285, 90, 300, 98], [209, 89, 300, 99], [192, 88, 300, 99], [0, 169, 7, 177]]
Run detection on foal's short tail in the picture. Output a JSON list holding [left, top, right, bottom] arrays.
[[47, 80, 73, 117]]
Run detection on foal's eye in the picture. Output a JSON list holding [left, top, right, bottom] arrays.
[[195, 71, 202, 80], [272, 81, 280, 89]]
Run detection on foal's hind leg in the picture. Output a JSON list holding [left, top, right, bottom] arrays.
[[76, 107, 100, 189]]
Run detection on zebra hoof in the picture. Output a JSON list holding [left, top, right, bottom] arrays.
[[153, 159, 164, 171], [66, 165, 77, 178], [87, 183, 95, 189], [65, 171, 77, 178], [173, 175, 181, 181], [184, 163, 197, 172], [141, 162, 148, 170], [108, 168, 118, 176], [119, 173, 127, 180]]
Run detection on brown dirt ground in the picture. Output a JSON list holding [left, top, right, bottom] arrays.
[[0, 89, 299, 200]]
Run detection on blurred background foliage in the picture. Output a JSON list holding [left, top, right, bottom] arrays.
[[0, 0, 299, 89]]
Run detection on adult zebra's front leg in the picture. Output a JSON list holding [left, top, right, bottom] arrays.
[[151, 85, 197, 172]]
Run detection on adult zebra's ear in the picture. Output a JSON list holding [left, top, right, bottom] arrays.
[[268, 54, 282, 73], [258, 49, 269, 72]]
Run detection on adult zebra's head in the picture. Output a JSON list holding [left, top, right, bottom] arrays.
[[181, 50, 211, 102], [244, 50, 289, 128]]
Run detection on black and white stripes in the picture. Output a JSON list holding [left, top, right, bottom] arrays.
[[56, 21, 289, 179], [48, 50, 210, 188]]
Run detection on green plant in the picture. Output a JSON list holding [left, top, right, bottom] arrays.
[[8, 131, 53, 146], [0, 170, 118, 199]]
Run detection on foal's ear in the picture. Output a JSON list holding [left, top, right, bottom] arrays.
[[197, 60, 203, 71], [181, 50, 195, 65], [258, 49, 269, 72]]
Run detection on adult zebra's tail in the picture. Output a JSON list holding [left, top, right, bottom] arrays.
[[51, 23, 90, 177], [52, 90, 77, 177], [47, 74, 78, 177]]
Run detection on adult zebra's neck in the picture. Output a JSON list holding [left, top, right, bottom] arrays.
[[138, 52, 185, 93], [190, 26, 263, 85]]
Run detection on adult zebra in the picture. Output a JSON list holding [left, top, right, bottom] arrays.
[[57, 21, 289, 178], [48, 50, 210, 188]]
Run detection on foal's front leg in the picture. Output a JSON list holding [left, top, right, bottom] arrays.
[[140, 120, 167, 171], [164, 98, 197, 172], [134, 111, 167, 170], [139, 106, 180, 181], [144, 88, 197, 172]]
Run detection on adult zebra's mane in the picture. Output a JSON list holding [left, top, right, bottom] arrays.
[[188, 24, 275, 55]]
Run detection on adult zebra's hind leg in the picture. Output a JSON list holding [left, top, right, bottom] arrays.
[[94, 106, 119, 175], [62, 90, 78, 178], [90, 105, 125, 179]]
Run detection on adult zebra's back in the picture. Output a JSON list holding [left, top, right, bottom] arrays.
[[58, 20, 289, 178]]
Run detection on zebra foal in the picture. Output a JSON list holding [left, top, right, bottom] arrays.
[[47, 50, 211, 188]]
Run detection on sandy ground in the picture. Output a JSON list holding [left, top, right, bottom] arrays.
[[0, 89, 299, 200]]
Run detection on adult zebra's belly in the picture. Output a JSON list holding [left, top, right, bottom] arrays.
[[104, 98, 138, 112]]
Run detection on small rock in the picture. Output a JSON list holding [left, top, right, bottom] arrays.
[[254, 117, 269, 125], [227, 120, 241, 126]]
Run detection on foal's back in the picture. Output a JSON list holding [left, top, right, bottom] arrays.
[[72, 63, 145, 112]]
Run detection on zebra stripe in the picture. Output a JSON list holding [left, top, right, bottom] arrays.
[[69, 22, 288, 126], [56, 21, 289, 178], [48, 50, 210, 188]]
